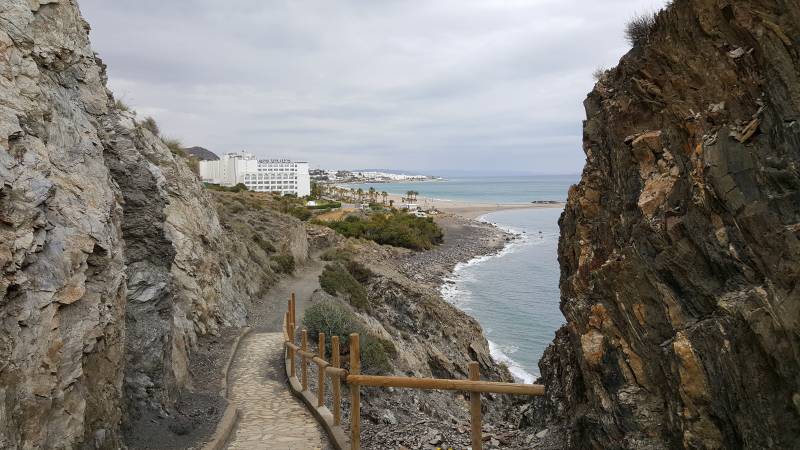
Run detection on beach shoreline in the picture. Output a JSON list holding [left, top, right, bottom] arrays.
[[382, 192, 564, 219]]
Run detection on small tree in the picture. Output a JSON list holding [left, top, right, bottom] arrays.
[[625, 12, 657, 47]]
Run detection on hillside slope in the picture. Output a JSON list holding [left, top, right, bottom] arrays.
[[529, 0, 800, 448]]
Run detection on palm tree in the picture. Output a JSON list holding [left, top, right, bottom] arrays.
[[381, 191, 388, 205], [356, 188, 364, 203], [406, 190, 415, 204], [368, 187, 377, 203]]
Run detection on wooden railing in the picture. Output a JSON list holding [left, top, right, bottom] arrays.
[[282, 293, 545, 450]]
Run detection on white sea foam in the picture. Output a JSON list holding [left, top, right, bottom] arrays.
[[489, 340, 537, 383], [439, 215, 541, 384]]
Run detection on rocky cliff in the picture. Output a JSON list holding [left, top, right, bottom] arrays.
[[531, 0, 800, 448], [0, 2, 307, 448]]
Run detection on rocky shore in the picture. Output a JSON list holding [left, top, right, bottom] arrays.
[[400, 214, 518, 287]]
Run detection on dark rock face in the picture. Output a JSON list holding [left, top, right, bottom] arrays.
[[532, 1, 800, 448], [184, 146, 219, 161]]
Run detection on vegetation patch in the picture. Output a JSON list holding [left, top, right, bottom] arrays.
[[252, 234, 276, 253], [625, 11, 657, 46], [319, 263, 369, 310], [361, 336, 395, 375], [320, 247, 354, 262], [205, 183, 249, 193], [307, 200, 342, 210], [302, 300, 360, 353], [270, 254, 295, 274], [321, 211, 443, 250], [141, 116, 160, 136]]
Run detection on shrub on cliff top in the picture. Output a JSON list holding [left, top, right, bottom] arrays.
[[163, 137, 188, 158], [319, 263, 369, 310], [625, 11, 657, 46], [141, 116, 160, 136]]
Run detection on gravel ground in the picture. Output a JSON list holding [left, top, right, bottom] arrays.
[[123, 328, 239, 450], [400, 214, 517, 286]]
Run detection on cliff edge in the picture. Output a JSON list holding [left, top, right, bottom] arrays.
[[531, 0, 800, 448]]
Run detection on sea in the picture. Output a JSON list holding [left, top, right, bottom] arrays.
[[349, 175, 577, 382]]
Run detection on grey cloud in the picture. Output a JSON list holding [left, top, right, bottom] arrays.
[[79, 0, 668, 174]]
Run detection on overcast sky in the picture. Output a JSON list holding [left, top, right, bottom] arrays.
[[79, 0, 667, 175]]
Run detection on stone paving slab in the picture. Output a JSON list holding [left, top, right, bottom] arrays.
[[226, 332, 327, 450]]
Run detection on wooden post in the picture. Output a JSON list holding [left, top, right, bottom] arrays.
[[302, 329, 309, 391], [291, 292, 296, 325], [350, 333, 360, 450], [332, 336, 341, 426], [287, 298, 292, 328], [318, 332, 326, 407], [469, 361, 482, 450], [289, 317, 296, 378]]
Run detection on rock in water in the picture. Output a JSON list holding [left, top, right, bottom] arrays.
[[530, 1, 800, 448]]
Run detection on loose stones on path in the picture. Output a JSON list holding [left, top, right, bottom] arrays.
[[226, 333, 326, 450]]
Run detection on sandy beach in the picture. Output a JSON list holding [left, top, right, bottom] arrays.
[[382, 192, 564, 219]]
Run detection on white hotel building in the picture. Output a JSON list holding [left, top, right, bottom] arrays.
[[199, 151, 311, 197]]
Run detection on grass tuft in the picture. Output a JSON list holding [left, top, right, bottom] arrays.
[[141, 116, 160, 136]]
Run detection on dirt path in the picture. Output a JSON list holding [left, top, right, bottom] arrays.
[[225, 259, 330, 449], [247, 258, 325, 332]]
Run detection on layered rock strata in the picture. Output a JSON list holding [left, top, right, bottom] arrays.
[[531, 1, 800, 448]]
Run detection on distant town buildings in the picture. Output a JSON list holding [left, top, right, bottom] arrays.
[[309, 169, 438, 183], [199, 151, 311, 196]]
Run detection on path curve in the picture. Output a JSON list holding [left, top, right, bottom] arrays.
[[225, 332, 326, 449]]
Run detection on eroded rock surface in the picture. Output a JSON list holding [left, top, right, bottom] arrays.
[[529, 1, 800, 448], [0, 2, 307, 448]]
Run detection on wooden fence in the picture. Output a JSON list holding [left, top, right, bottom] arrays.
[[282, 294, 545, 450]]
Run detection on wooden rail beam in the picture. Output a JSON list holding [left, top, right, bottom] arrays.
[[345, 375, 545, 396]]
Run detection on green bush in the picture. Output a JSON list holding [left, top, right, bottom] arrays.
[[361, 336, 393, 374], [323, 211, 443, 250], [345, 259, 372, 283], [288, 207, 312, 221], [307, 201, 342, 210], [320, 248, 353, 262], [302, 300, 360, 353], [271, 254, 295, 274], [319, 263, 368, 310]]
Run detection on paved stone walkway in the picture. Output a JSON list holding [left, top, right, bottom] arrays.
[[226, 332, 326, 450]]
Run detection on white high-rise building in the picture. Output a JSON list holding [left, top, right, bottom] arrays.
[[199, 152, 311, 197]]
